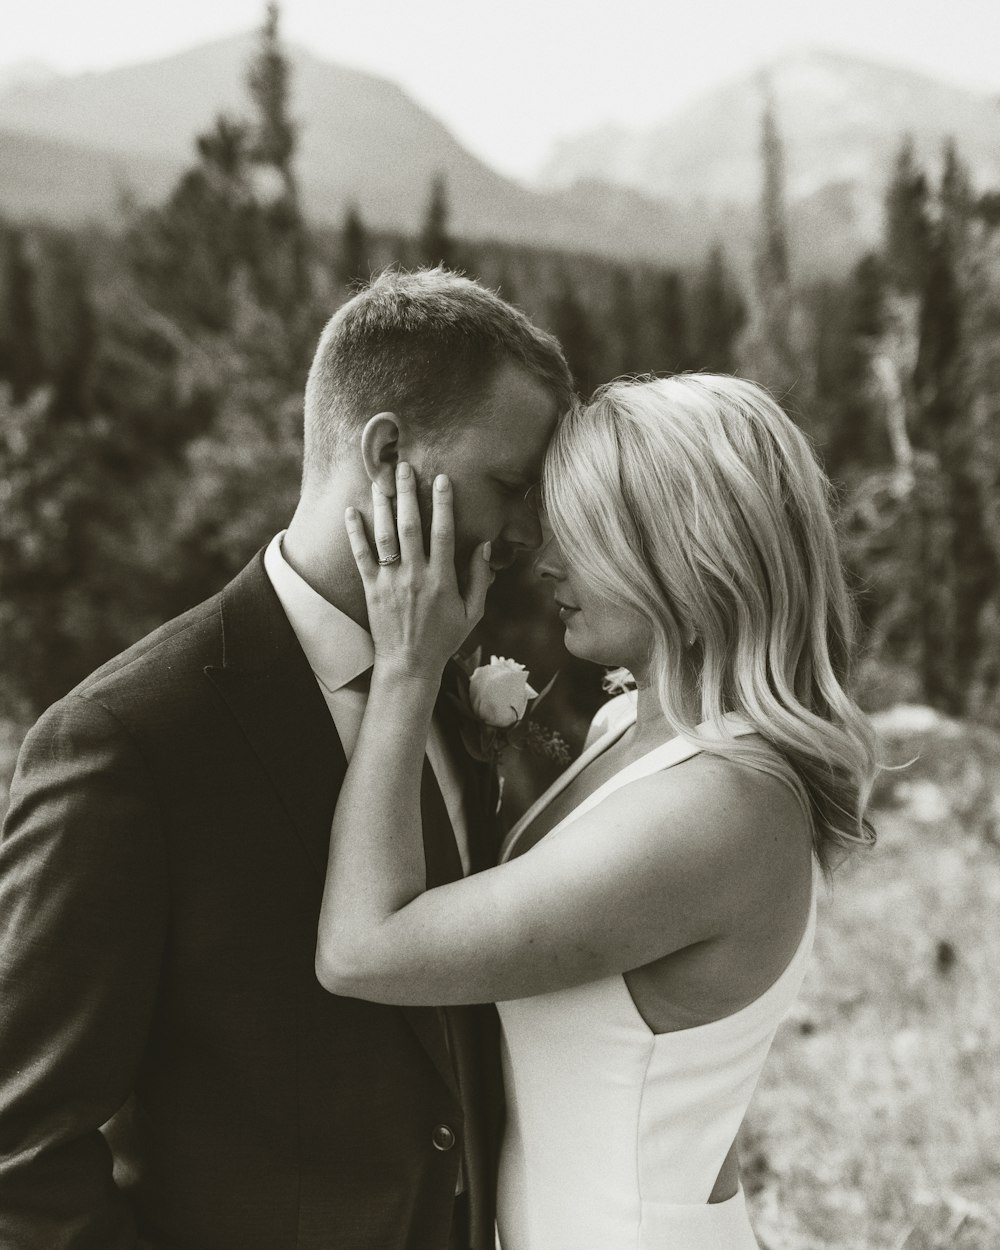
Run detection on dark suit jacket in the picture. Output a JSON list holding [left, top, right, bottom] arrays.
[[0, 552, 503, 1250]]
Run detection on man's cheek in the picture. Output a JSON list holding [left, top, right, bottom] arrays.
[[452, 504, 492, 555]]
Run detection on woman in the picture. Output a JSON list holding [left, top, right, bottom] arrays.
[[317, 374, 879, 1248]]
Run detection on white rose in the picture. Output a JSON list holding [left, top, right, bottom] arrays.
[[468, 656, 539, 729]]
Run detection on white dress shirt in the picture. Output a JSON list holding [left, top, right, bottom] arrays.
[[263, 532, 471, 874]]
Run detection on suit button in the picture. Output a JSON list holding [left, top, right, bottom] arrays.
[[432, 1124, 456, 1151]]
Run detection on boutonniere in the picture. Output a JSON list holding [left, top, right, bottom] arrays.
[[447, 650, 571, 805]]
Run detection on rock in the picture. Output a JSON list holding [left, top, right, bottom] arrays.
[[870, 705, 1000, 848], [900, 1194, 1000, 1249], [935, 939, 958, 974]]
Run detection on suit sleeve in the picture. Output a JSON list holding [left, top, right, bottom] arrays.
[[0, 694, 169, 1249]]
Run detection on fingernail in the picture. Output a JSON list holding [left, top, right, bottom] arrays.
[[483, 541, 492, 561], [435, 474, 450, 491], [397, 462, 411, 479]]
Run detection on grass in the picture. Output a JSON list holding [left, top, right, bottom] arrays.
[[744, 709, 1000, 1249]]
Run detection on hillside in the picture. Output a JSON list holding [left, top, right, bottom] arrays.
[[0, 128, 180, 224], [0, 35, 694, 265]]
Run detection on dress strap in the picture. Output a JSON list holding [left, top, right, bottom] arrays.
[[500, 711, 759, 864], [498, 710, 636, 863]]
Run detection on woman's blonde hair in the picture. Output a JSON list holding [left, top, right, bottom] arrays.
[[543, 374, 879, 872]]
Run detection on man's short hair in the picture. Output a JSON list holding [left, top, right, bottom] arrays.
[[302, 268, 574, 481]]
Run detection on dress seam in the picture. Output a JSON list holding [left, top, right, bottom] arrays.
[[633, 1034, 657, 1250]]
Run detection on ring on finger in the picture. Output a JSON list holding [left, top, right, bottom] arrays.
[[377, 552, 401, 566]]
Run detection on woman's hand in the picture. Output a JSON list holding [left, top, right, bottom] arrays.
[[345, 462, 494, 682]]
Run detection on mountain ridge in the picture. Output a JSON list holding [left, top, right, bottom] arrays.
[[540, 46, 1000, 213], [0, 32, 704, 266], [2, 38, 997, 275]]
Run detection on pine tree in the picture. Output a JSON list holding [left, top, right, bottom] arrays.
[[914, 458, 960, 712], [960, 211, 1000, 719], [0, 224, 45, 401], [31, 231, 96, 416], [739, 93, 798, 393], [691, 244, 745, 373], [420, 174, 457, 270], [756, 93, 790, 294], [977, 192, 1000, 228], [884, 137, 933, 295], [647, 270, 691, 374], [126, 114, 252, 333], [244, 1, 309, 315], [922, 140, 992, 711], [939, 138, 973, 255], [820, 254, 890, 473], [548, 274, 601, 399], [247, 2, 297, 192], [865, 138, 989, 716], [881, 141, 958, 709], [610, 267, 641, 376], [337, 202, 369, 292], [126, 4, 312, 338], [915, 234, 962, 438]]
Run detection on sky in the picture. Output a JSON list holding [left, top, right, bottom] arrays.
[[4, 0, 1000, 179]]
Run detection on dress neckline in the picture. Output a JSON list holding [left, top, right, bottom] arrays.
[[499, 708, 757, 864]]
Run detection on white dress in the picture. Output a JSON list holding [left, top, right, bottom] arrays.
[[495, 697, 817, 1250]]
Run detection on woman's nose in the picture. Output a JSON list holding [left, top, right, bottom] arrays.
[[533, 533, 565, 581]]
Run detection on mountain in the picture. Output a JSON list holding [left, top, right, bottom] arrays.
[[0, 35, 697, 265], [4, 42, 998, 275], [540, 48, 1000, 258], [0, 61, 59, 93], [0, 128, 181, 224]]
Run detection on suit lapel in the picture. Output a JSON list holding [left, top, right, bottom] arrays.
[[204, 551, 347, 871], [204, 552, 464, 1093], [436, 661, 501, 873]]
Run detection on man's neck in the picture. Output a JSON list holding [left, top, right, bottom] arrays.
[[282, 505, 370, 631]]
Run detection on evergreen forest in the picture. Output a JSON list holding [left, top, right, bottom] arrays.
[[2, 6, 999, 750]]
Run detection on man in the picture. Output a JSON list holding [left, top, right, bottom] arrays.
[[0, 269, 573, 1250]]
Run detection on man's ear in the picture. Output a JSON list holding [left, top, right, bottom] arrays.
[[360, 412, 401, 497]]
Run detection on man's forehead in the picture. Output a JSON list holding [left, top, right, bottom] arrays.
[[470, 419, 551, 474], [468, 364, 557, 442], [481, 361, 558, 415]]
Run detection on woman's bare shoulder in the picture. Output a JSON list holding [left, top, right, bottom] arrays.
[[673, 744, 807, 829], [606, 744, 811, 907]]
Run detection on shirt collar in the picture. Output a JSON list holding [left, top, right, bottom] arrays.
[[263, 532, 374, 692]]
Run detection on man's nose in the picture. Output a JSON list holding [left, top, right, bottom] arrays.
[[504, 496, 544, 552]]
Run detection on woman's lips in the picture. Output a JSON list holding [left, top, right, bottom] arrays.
[[557, 605, 579, 621]]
